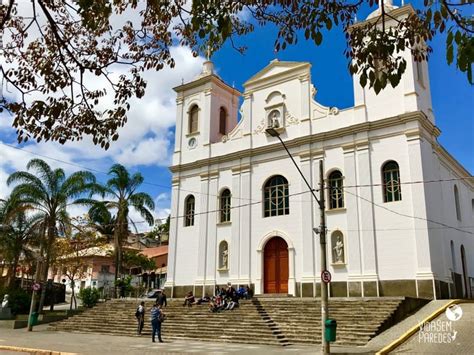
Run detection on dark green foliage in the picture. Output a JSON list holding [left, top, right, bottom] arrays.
[[0, 287, 32, 315], [78, 287, 100, 308]]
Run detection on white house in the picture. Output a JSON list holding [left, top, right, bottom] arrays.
[[165, 4, 473, 299]]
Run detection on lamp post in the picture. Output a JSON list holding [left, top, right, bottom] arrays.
[[266, 128, 330, 354]]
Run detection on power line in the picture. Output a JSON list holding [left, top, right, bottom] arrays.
[[343, 189, 473, 235], [0, 141, 257, 202], [2, 141, 472, 205], [335, 177, 474, 189]]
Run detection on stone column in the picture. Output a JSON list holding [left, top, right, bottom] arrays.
[[406, 134, 434, 298], [205, 173, 219, 294], [355, 141, 379, 296], [174, 97, 184, 154], [164, 177, 180, 297], [343, 144, 363, 297], [195, 172, 210, 296], [299, 150, 316, 297], [239, 165, 252, 285], [230, 167, 241, 284]]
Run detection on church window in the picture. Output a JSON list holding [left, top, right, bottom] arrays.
[[219, 107, 227, 135], [328, 170, 344, 209], [184, 195, 195, 227], [264, 175, 289, 217], [219, 189, 231, 223], [454, 185, 461, 221], [450, 240, 456, 272], [382, 161, 402, 202], [189, 105, 199, 133]]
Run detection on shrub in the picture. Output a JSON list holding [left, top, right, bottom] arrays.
[[0, 287, 32, 315], [78, 287, 100, 308]]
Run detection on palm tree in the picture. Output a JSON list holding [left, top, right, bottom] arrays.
[[0, 196, 44, 288], [86, 164, 155, 285], [7, 159, 96, 310], [87, 202, 116, 243]]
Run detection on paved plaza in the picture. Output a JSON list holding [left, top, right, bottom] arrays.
[[1, 302, 473, 354], [0, 325, 369, 355], [393, 303, 474, 354]]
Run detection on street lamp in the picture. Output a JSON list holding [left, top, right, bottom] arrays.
[[266, 127, 330, 355]]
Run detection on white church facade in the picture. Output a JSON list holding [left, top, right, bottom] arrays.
[[165, 4, 473, 300]]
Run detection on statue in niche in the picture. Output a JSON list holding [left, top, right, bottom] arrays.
[[222, 248, 228, 269], [0, 294, 12, 319], [1, 294, 9, 309], [333, 235, 345, 264], [268, 110, 281, 128]]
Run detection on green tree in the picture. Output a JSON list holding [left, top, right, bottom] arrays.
[[87, 202, 116, 244], [0, 1, 471, 146], [0, 196, 44, 288], [7, 159, 96, 311], [122, 250, 156, 274], [81, 164, 155, 286]]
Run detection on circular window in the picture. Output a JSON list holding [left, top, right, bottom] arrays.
[[188, 137, 197, 149]]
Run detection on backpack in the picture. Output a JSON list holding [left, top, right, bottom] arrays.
[[158, 312, 166, 323]]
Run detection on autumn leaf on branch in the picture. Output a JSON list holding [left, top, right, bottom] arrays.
[[0, 1, 472, 146]]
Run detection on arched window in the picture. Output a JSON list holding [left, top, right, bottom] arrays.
[[450, 240, 456, 272], [219, 107, 227, 135], [454, 185, 461, 221], [328, 170, 344, 209], [189, 105, 199, 133], [219, 189, 231, 223], [184, 195, 195, 227], [382, 161, 402, 202], [264, 175, 289, 217]]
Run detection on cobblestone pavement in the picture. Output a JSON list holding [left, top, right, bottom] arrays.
[[393, 303, 474, 354]]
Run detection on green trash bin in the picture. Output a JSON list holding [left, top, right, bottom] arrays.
[[29, 312, 39, 326], [325, 319, 337, 342]]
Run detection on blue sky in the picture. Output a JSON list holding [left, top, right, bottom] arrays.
[[0, 1, 472, 229]]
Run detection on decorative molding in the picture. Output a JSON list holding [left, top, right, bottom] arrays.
[[285, 111, 300, 126], [170, 111, 443, 174], [231, 164, 251, 174], [253, 119, 266, 135], [171, 177, 180, 186], [200, 170, 219, 180], [329, 107, 340, 115]]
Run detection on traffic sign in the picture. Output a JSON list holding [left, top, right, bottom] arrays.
[[321, 270, 332, 283], [32, 283, 41, 291]]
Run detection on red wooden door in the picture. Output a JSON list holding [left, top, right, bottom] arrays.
[[264, 237, 289, 293]]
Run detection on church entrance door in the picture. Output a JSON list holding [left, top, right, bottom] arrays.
[[264, 237, 289, 294]]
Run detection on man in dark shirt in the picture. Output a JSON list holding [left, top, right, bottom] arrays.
[[156, 290, 167, 307], [150, 303, 163, 343]]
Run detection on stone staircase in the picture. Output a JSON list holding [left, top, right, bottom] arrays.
[[49, 297, 408, 346]]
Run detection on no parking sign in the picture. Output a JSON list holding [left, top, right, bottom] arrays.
[[321, 270, 332, 283]]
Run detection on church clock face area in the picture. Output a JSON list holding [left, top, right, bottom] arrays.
[[188, 137, 197, 149]]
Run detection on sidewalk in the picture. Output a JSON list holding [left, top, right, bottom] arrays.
[[392, 303, 474, 354], [0, 325, 371, 354]]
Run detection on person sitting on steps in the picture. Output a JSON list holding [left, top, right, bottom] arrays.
[[183, 291, 196, 307]]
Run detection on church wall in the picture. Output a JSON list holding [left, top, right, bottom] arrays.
[[167, 54, 472, 299], [369, 135, 418, 281], [172, 176, 200, 288]]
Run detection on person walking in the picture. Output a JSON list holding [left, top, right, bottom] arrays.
[[135, 301, 145, 335], [150, 303, 163, 343], [156, 290, 167, 308]]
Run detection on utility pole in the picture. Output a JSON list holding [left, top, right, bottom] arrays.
[[265, 128, 330, 354], [319, 160, 329, 354]]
